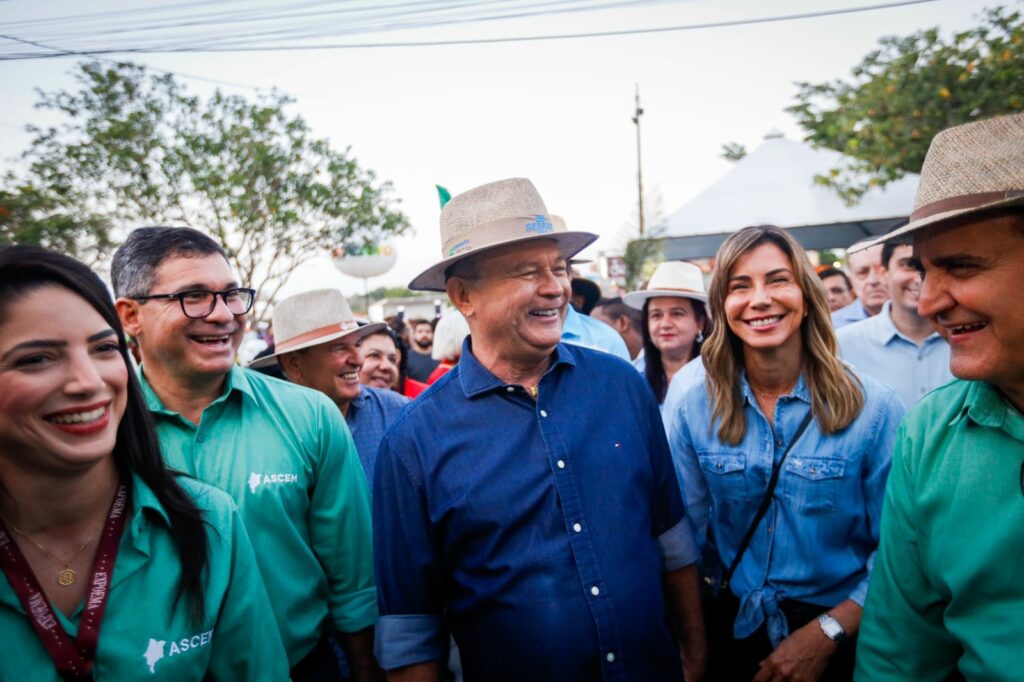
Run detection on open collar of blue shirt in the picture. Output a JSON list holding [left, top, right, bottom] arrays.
[[739, 370, 811, 412], [139, 364, 261, 417], [950, 380, 1024, 442], [867, 301, 944, 348], [456, 337, 578, 398]]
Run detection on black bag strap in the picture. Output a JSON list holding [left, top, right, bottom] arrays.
[[721, 410, 815, 589]]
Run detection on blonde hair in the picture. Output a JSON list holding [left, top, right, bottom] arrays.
[[703, 225, 864, 445]]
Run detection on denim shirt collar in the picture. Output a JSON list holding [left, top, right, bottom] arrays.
[[458, 337, 578, 398], [739, 370, 811, 408]]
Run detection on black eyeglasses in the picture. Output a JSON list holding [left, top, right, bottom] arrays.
[[132, 288, 256, 319]]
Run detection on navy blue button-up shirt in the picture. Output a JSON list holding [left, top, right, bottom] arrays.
[[373, 340, 696, 681], [345, 385, 410, 495]]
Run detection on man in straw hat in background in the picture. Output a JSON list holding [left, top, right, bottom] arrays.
[[855, 112, 1024, 681], [250, 288, 409, 495], [372, 178, 707, 681], [112, 227, 377, 681]]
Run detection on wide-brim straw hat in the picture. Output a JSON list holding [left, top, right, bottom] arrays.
[[248, 288, 385, 368], [860, 112, 1024, 249], [623, 260, 708, 309], [408, 178, 598, 291]]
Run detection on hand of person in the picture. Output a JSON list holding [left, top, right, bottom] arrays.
[[751, 619, 837, 682]]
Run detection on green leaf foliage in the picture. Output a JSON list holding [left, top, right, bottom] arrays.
[[788, 6, 1024, 204], [6, 61, 410, 317]]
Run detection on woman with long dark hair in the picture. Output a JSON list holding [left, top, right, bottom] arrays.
[[624, 260, 710, 408], [669, 226, 905, 682], [0, 245, 287, 680]]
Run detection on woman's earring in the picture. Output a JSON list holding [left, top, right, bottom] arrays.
[[696, 331, 705, 343]]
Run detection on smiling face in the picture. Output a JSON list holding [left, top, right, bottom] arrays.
[[358, 332, 400, 389], [646, 296, 703, 361], [723, 242, 806, 354], [846, 245, 889, 315], [915, 213, 1024, 392], [280, 336, 363, 411], [0, 286, 128, 474], [882, 244, 922, 316], [118, 254, 245, 385], [448, 240, 569, 368]]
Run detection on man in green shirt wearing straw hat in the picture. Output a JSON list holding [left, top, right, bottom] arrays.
[[854, 112, 1024, 681]]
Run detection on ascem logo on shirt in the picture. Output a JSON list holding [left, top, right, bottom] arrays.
[[248, 472, 299, 493], [143, 629, 214, 673]]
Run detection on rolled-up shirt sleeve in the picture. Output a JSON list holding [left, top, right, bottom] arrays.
[[645, 389, 698, 570], [373, 431, 447, 670], [668, 395, 712, 553], [310, 396, 377, 633], [849, 389, 905, 606]]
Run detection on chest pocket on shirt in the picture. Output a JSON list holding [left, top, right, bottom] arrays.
[[698, 452, 749, 509], [782, 457, 845, 513]]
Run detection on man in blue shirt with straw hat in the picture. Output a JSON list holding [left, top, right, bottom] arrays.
[[372, 178, 706, 681]]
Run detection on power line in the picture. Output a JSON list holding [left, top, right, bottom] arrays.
[[1, 0, 944, 59]]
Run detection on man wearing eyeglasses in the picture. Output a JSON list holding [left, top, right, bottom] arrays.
[[112, 227, 378, 682]]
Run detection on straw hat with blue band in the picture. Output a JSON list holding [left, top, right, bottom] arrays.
[[408, 178, 598, 292], [856, 112, 1024, 251]]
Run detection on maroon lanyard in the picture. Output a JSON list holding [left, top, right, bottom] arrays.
[[0, 481, 129, 681]]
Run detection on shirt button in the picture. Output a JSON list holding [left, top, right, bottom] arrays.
[[606, 652, 616, 663], [775, 439, 783, 447], [557, 460, 566, 469], [506, 386, 515, 393], [540, 410, 548, 418], [196, 435, 205, 443], [591, 586, 600, 596], [573, 523, 582, 533]]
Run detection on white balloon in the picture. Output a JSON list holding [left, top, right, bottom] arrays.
[[330, 243, 397, 279]]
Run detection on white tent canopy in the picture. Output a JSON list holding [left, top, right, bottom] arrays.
[[658, 129, 919, 259]]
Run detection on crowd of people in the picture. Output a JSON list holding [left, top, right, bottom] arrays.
[[0, 111, 1021, 682]]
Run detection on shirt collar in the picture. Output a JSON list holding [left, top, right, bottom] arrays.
[[138, 364, 258, 416], [872, 301, 944, 346], [950, 381, 1024, 441], [560, 305, 583, 339], [457, 337, 578, 398], [130, 472, 173, 528], [739, 371, 810, 406]]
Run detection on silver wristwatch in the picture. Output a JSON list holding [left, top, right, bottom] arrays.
[[817, 613, 847, 645]]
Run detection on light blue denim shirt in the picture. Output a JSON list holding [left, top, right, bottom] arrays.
[[669, 371, 904, 646], [561, 305, 631, 361], [837, 301, 953, 408]]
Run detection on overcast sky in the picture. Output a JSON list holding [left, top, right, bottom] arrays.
[[0, 0, 985, 299]]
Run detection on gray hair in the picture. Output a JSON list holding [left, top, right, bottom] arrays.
[[111, 226, 228, 298], [431, 310, 471, 361]]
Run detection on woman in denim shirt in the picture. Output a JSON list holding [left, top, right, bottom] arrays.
[[669, 226, 904, 682]]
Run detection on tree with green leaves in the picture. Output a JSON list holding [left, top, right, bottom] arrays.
[[788, 5, 1024, 204], [4, 61, 409, 317]]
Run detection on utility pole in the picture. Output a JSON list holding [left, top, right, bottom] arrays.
[[632, 84, 645, 237]]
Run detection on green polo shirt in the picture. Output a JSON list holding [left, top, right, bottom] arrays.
[[140, 366, 376, 666], [857, 379, 1024, 681], [0, 474, 289, 681]]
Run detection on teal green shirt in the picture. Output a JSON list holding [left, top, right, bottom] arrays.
[[856, 379, 1024, 681], [0, 474, 289, 681], [140, 366, 376, 665]]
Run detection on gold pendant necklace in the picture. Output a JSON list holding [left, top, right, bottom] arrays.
[[3, 522, 97, 587], [525, 385, 539, 399]]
